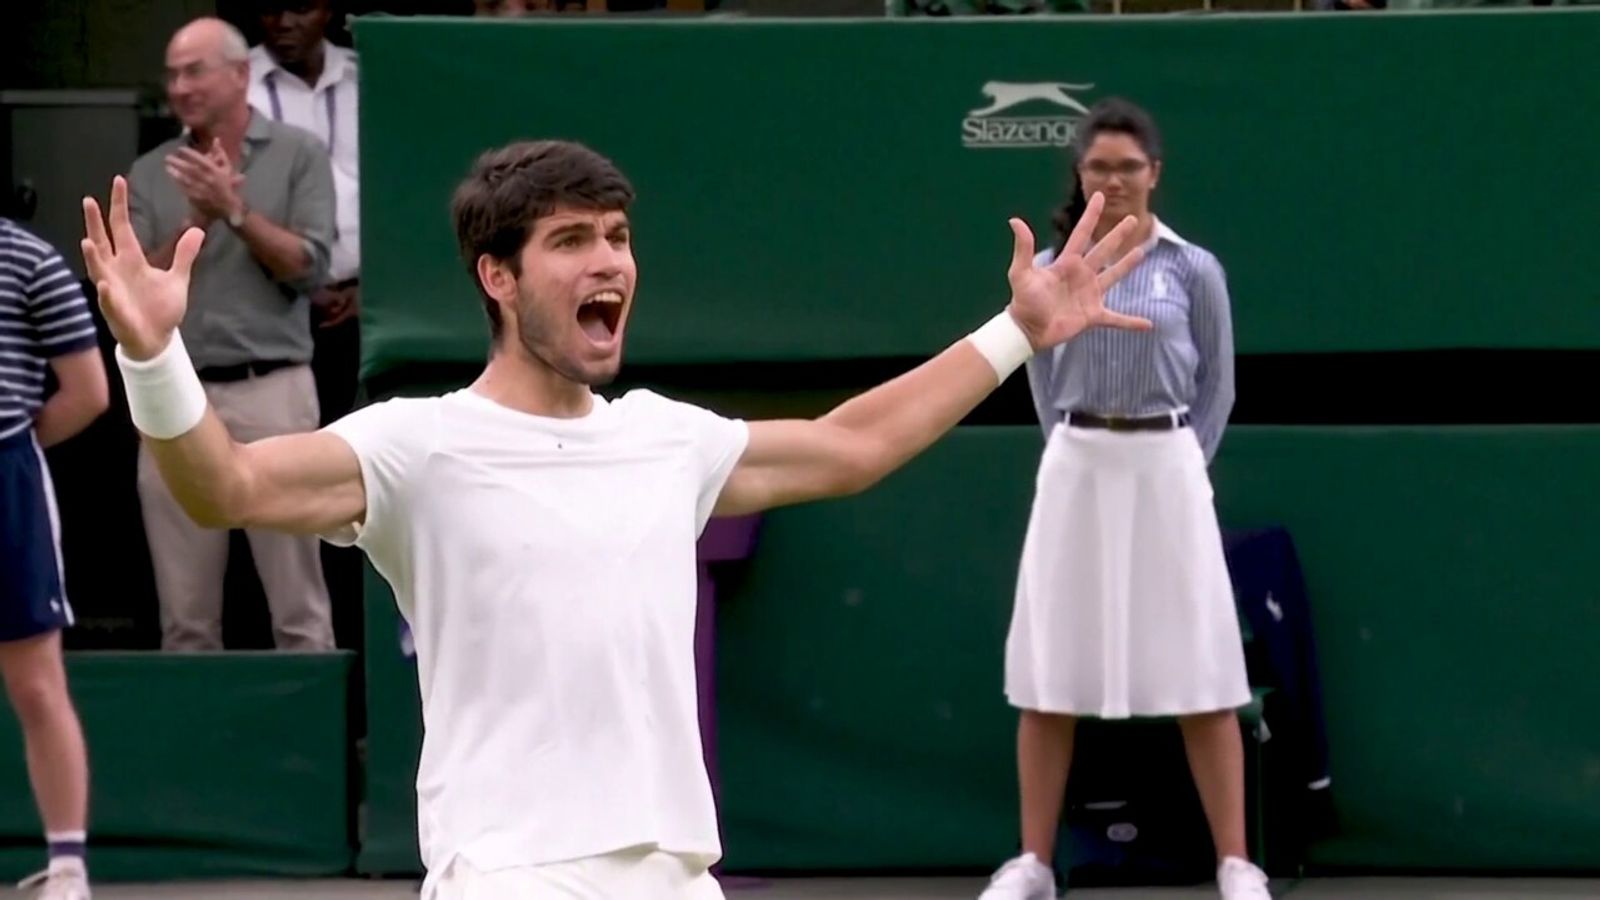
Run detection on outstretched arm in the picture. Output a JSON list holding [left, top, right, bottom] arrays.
[[129, 384, 363, 533], [82, 176, 364, 535], [713, 338, 1012, 516], [715, 192, 1149, 516]]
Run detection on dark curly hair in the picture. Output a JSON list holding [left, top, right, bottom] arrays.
[[450, 140, 636, 338]]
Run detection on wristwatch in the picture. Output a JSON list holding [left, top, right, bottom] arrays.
[[227, 201, 248, 230]]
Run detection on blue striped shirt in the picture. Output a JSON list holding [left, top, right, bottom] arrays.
[[0, 219, 100, 442], [1025, 218, 1235, 461]]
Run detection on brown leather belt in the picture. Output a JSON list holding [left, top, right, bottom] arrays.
[[1067, 411, 1192, 432]]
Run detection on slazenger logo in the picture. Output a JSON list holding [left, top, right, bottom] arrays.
[[961, 81, 1094, 149]]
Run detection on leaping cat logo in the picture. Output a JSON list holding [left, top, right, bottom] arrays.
[[969, 81, 1095, 117]]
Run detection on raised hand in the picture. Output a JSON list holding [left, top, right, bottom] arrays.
[[81, 175, 204, 360], [1004, 191, 1152, 350]]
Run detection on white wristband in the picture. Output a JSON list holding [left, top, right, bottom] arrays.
[[115, 333, 208, 440], [966, 310, 1035, 383]]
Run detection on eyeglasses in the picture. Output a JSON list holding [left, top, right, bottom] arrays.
[[1078, 160, 1151, 179], [165, 61, 225, 86]]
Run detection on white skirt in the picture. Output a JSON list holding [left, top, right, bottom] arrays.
[[1005, 423, 1250, 719]]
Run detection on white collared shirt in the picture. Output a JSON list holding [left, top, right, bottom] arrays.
[[247, 42, 360, 282]]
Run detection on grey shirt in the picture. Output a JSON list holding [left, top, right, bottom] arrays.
[[128, 111, 334, 369]]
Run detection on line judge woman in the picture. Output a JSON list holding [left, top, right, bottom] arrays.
[[978, 97, 1268, 900]]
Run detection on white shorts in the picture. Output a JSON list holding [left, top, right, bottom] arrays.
[[428, 846, 726, 900]]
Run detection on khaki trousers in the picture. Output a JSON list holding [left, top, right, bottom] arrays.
[[137, 364, 334, 651]]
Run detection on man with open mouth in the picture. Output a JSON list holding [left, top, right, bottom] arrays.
[[81, 138, 1150, 899]]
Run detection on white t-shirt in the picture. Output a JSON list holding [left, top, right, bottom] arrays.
[[322, 387, 749, 888]]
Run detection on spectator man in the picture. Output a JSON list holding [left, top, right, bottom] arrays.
[[127, 17, 337, 652], [247, 0, 362, 425]]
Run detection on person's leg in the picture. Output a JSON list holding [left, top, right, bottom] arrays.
[[218, 368, 335, 651], [1, 635, 93, 898], [978, 709, 1072, 899], [248, 525, 337, 650], [1178, 708, 1248, 861], [1018, 709, 1077, 861], [0, 632, 89, 852], [1147, 434, 1264, 894], [988, 432, 1097, 898], [0, 433, 90, 889], [1180, 710, 1269, 898]]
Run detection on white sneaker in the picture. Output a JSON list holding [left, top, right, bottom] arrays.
[[1217, 856, 1270, 899], [16, 857, 91, 900], [978, 852, 1056, 900]]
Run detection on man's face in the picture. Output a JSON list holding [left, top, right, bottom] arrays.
[[498, 207, 636, 386], [165, 36, 247, 132], [259, 0, 332, 69]]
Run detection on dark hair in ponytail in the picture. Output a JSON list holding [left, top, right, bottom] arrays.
[[1051, 97, 1164, 254]]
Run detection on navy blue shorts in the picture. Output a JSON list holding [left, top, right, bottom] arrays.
[[0, 429, 74, 643]]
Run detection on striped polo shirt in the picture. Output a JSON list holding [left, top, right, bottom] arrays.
[[0, 218, 100, 442]]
